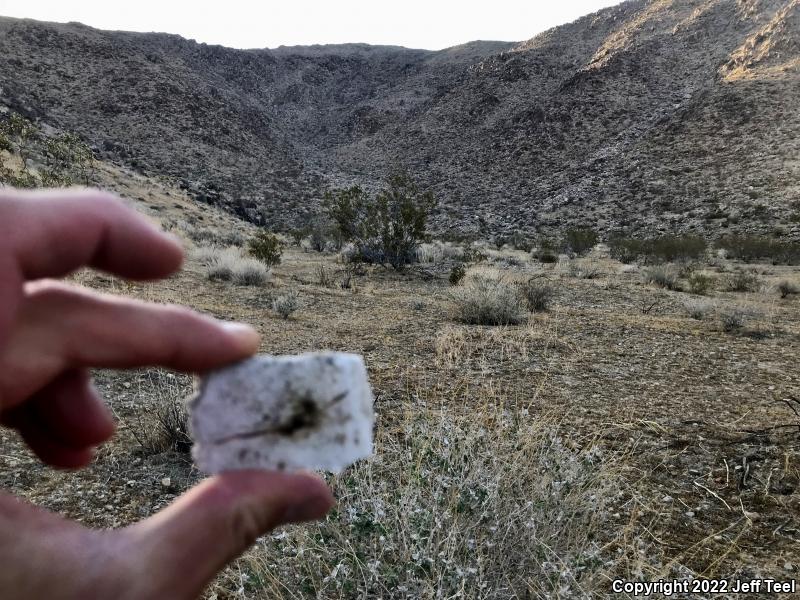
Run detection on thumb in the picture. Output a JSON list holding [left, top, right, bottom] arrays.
[[122, 471, 333, 599]]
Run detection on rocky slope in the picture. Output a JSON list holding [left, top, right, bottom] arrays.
[[0, 0, 798, 238]]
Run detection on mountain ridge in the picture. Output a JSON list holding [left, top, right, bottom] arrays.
[[0, 0, 798, 239]]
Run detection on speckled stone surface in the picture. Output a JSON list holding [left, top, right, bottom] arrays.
[[189, 353, 374, 473]]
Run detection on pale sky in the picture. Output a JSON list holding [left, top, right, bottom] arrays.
[[0, 1, 624, 50]]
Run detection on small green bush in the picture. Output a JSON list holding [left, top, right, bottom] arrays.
[[449, 264, 466, 286], [462, 246, 488, 264], [562, 228, 598, 256], [325, 172, 436, 270], [715, 235, 800, 265], [608, 236, 646, 264], [687, 272, 715, 295], [532, 237, 559, 263], [609, 235, 706, 264], [248, 231, 284, 266]]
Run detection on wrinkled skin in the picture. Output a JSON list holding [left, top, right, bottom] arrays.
[[0, 189, 333, 599]]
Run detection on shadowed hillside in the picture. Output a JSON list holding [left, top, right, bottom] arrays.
[[0, 0, 798, 239]]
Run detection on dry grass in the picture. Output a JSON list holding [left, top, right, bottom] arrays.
[[221, 399, 632, 599], [449, 274, 527, 326], [130, 369, 192, 456], [195, 246, 271, 286]]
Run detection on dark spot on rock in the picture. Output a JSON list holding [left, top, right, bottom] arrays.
[[275, 396, 321, 435]]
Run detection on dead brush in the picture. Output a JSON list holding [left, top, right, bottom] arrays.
[[130, 370, 193, 456]]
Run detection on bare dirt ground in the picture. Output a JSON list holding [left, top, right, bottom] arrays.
[[1, 167, 799, 598]]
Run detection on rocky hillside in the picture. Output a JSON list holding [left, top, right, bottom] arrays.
[[0, 0, 798, 239]]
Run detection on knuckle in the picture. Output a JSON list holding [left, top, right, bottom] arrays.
[[229, 502, 267, 550]]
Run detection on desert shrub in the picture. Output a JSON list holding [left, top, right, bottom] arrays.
[[562, 227, 598, 256], [497, 232, 534, 252], [272, 290, 301, 319], [339, 268, 353, 290], [609, 235, 706, 264], [248, 231, 284, 266], [715, 235, 800, 264], [608, 235, 646, 263], [315, 264, 333, 287], [567, 259, 603, 279], [233, 261, 271, 286], [461, 246, 488, 264], [416, 242, 443, 264], [519, 279, 553, 312], [417, 241, 464, 264], [303, 216, 339, 252], [131, 371, 192, 456], [449, 264, 466, 286], [532, 237, 559, 263], [183, 224, 245, 247], [191, 244, 224, 265], [778, 281, 799, 298], [725, 270, 760, 292], [684, 299, 714, 320], [648, 235, 706, 263], [325, 172, 436, 270], [687, 272, 715, 295], [720, 308, 747, 332], [450, 275, 526, 325], [643, 266, 680, 290], [204, 247, 270, 285], [41, 132, 94, 186]]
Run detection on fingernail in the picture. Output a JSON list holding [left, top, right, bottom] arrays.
[[221, 322, 260, 346], [281, 494, 333, 524]]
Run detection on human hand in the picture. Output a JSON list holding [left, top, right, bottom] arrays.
[[0, 188, 333, 599]]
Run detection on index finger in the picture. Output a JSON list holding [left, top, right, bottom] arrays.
[[0, 188, 184, 281], [0, 188, 184, 348]]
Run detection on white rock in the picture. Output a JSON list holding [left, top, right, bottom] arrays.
[[189, 352, 375, 474]]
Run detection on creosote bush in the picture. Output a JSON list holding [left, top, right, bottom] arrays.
[[248, 231, 284, 266], [609, 234, 706, 264], [562, 227, 598, 256], [450, 275, 526, 326], [715, 235, 800, 265], [449, 264, 466, 286], [325, 172, 435, 270], [532, 237, 559, 263]]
